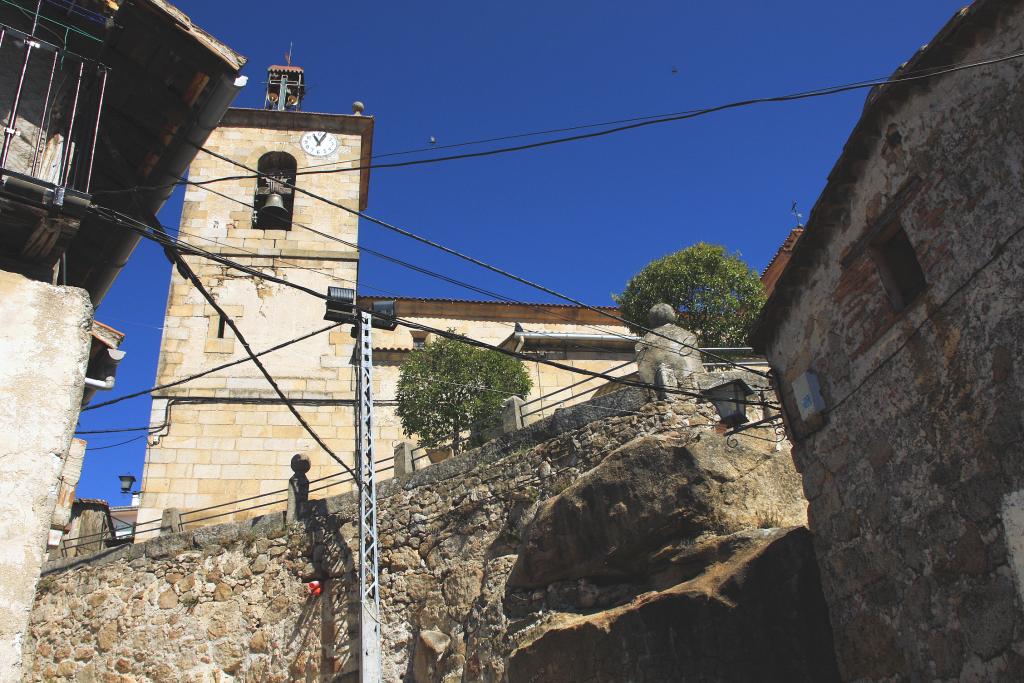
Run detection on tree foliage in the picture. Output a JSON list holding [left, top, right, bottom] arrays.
[[395, 336, 532, 454], [613, 242, 766, 346]]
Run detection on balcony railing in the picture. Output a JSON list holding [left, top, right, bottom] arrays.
[[0, 21, 107, 209]]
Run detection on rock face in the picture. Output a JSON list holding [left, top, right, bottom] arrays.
[[24, 392, 834, 681], [507, 528, 839, 682], [508, 430, 807, 588]]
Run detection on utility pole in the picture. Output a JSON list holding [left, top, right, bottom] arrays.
[[325, 288, 394, 683], [355, 310, 381, 683]]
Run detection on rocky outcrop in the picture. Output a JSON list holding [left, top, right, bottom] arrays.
[[507, 430, 806, 588], [507, 528, 839, 682], [25, 392, 835, 682]]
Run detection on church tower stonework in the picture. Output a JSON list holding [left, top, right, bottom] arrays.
[[137, 66, 375, 530]]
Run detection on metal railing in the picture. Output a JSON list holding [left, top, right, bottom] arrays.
[[0, 22, 108, 198]]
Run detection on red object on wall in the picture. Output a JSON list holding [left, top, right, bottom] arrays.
[[307, 580, 321, 597]]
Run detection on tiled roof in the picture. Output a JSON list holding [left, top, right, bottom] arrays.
[[761, 228, 804, 277]]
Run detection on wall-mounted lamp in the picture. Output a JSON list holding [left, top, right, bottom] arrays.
[[118, 473, 137, 496], [701, 379, 754, 427], [323, 287, 397, 330]]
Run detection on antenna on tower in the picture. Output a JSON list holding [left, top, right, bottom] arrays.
[[790, 201, 804, 227]]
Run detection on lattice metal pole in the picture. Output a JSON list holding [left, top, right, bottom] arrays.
[[356, 311, 382, 682]]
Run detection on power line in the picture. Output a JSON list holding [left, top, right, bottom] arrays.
[[76, 425, 157, 434], [95, 49, 1024, 193], [395, 317, 774, 408], [96, 207, 776, 408], [89, 49, 1024, 376], [82, 318, 341, 412], [95, 206, 360, 484], [85, 434, 149, 451], [110, 178, 696, 364], [194, 143, 771, 378]]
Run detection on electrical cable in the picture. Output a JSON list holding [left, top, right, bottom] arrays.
[[192, 143, 772, 377], [81, 320, 342, 412], [181, 170, 730, 365], [105, 207, 359, 484], [104, 191, 707, 368], [94, 206, 777, 407], [84, 433, 148, 451], [76, 425, 160, 434], [821, 221, 1024, 422], [0, 0, 103, 42], [96, 49, 1024, 192], [156, 48, 1024, 377]]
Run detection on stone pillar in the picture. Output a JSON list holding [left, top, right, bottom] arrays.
[[501, 396, 525, 433], [159, 508, 182, 535], [0, 270, 92, 678], [68, 505, 112, 557], [394, 442, 415, 480], [288, 454, 311, 521]]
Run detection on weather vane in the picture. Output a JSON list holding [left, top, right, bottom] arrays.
[[790, 201, 804, 226]]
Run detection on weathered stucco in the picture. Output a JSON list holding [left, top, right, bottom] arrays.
[[0, 270, 92, 678], [25, 390, 828, 681], [757, 2, 1024, 679]]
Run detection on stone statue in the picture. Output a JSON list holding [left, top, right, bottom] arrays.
[[635, 303, 705, 389]]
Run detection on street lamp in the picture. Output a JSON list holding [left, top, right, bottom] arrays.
[[118, 473, 137, 496], [701, 379, 755, 427], [324, 287, 397, 330]]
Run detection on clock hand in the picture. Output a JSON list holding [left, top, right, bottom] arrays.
[[315, 133, 326, 146]]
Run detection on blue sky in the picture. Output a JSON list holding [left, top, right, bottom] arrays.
[[76, 0, 969, 501]]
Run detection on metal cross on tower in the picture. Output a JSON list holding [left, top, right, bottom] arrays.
[[355, 310, 382, 682]]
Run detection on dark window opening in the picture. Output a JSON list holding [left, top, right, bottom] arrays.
[[254, 152, 297, 229], [216, 315, 227, 339], [870, 223, 926, 312]]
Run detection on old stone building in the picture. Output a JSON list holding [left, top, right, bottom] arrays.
[[0, 0, 245, 675], [136, 67, 646, 531], [751, 0, 1024, 679]]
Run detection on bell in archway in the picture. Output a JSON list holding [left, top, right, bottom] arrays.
[[256, 192, 290, 229]]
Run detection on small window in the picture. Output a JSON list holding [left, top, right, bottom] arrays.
[[411, 332, 427, 349], [870, 224, 926, 312], [216, 315, 227, 339], [254, 152, 297, 229]]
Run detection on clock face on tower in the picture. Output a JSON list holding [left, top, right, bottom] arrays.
[[300, 131, 339, 157]]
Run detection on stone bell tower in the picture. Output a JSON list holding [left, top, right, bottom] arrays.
[[136, 65, 375, 530]]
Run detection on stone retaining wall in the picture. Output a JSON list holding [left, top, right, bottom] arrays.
[[25, 388, 820, 681]]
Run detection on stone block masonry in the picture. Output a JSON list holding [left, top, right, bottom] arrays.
[[752, 1, 1024, 679], [0, 270, 92, 679], [24, 389, 835, 681]]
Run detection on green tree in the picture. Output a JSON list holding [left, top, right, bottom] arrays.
[[395, 336, 532, 454], [613, 242, 766, 346]]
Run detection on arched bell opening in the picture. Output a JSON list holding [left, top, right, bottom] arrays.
[[253, 151, 297, 229]]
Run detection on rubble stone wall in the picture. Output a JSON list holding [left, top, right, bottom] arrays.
[[25, 389, 830, 682], [760, 3, 1024, 680]]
